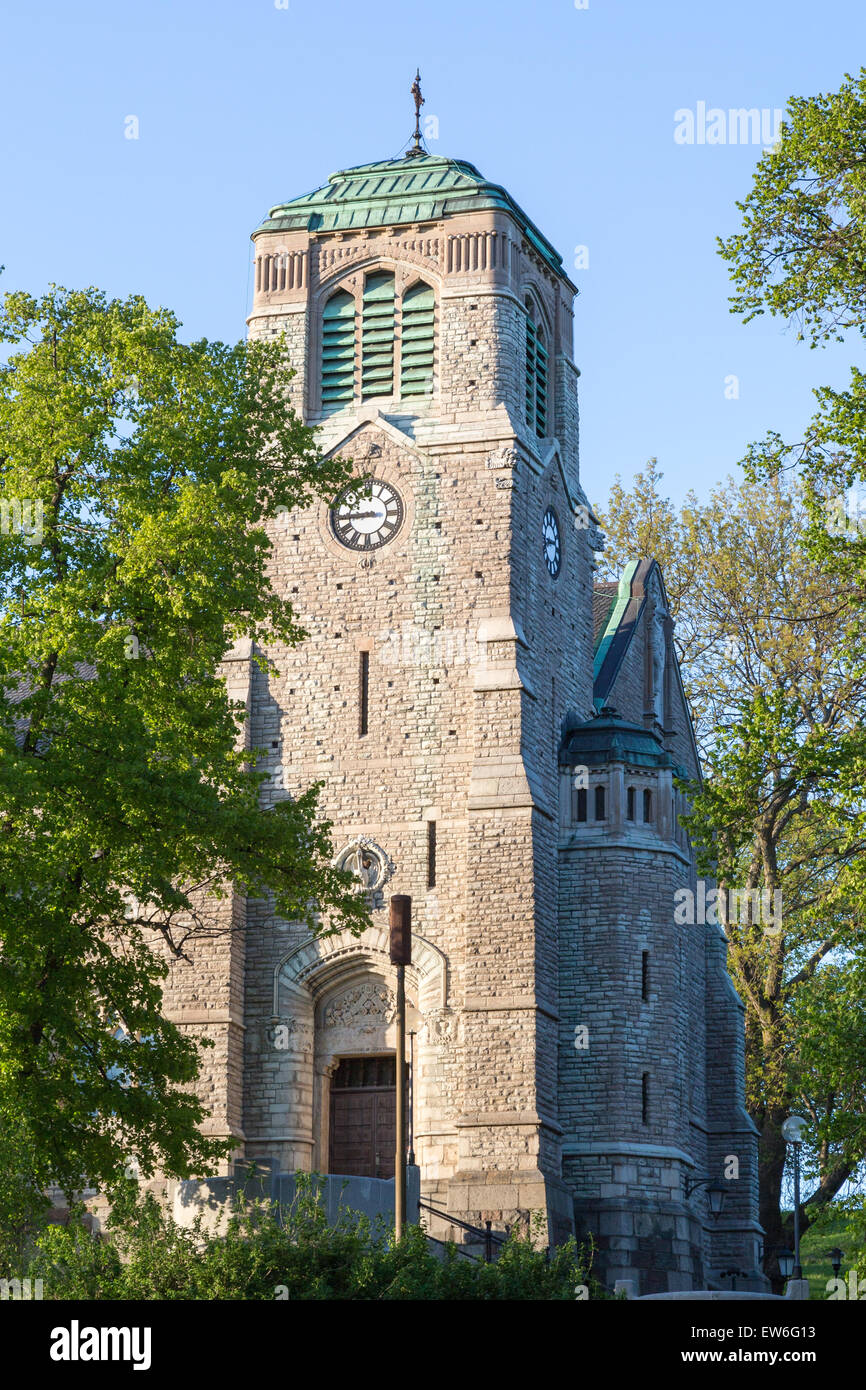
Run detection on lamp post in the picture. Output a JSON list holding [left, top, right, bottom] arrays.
[[781, 1115, 808, 1280], [684, 1175, 727, 1220], [407, 1029, 416, 1167], [829, 1247, 844, 1279], [777, 1248, 795, 1281], [389, 895, 412, 1241]]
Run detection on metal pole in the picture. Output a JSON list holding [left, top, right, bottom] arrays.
[[395, 961, 406, 1240], [407, 1030, 416, 1166], [389, 894, 411, 1242], [792, 1143, 802, 1279]]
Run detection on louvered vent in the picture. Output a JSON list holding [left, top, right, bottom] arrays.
[[361, 272, 396, 399], [400, 281, 435, 397], [526, 315, 548, 438], [321, 290, 355, 412]]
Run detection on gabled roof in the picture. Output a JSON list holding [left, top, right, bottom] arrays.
[[592, 582, 618, 647], [591, 557, 702, 779], [593, 559, 656, 710], [254, 153, 566, 276]]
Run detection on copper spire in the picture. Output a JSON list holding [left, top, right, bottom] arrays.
[[406, 69, 425, 158]]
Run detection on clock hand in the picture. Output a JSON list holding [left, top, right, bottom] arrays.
[[343, 511, 382, 521]]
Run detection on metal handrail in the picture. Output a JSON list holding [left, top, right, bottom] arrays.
[[418, 1199, 508, 1262]]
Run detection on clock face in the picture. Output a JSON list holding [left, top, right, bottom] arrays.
[[542, 507, 561, 578], [330, 478, 405, 551]]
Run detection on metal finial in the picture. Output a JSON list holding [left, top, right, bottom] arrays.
[[407, 69, 425, 158]]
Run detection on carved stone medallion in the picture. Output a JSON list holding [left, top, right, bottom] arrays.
[[333, 836, 394, 891]]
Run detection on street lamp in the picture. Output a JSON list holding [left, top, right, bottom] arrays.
[[684, 1175, 727, 1219], [777, 1248, 795, 1280], [783, 1117, 811, 1278], [829, 1247, 844, 1279]]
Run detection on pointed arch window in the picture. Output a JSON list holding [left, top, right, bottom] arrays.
[[400, 280, 435, 396], [321, 289, 356, 413], [361, 272, 396, 399], [525, 299, 549, 438]]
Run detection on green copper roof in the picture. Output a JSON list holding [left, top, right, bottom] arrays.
[[255, 154, 564, 275], [560, 708, 678, 772]]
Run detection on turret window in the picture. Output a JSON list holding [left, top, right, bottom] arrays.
[[643, 789, 653, 822], [594, 785, 606, 820], [626, 786, 636, 821]]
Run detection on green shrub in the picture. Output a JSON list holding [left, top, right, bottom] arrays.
[[26, 1174, 605, 1301]]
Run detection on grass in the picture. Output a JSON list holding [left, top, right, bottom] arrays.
[[796, 1212, 857, 1300]]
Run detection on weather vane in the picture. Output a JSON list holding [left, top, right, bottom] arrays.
[[407, 68, 425, 158]]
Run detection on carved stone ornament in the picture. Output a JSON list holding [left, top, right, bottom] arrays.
[[424, 1009, 459, 1046], [324, 981, 396, 1029], [333, 836, 394, 892], [486, 445, 519, 470]]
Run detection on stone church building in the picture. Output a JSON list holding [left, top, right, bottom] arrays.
[[164, 144, 766, 1293]]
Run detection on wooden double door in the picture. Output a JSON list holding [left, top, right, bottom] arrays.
[[328, 1055, 396, 1179]]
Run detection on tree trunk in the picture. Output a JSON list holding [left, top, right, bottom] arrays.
[[756, 1104, 791, 1294]]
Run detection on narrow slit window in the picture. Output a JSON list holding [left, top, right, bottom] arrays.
[[575, 787, 588, 823], [321, 289, 356, 412], [361, 272, 395, 399], [627, 786, 636, 821], [594, 785, 606, 820], [400, 281, 435, 397], [358, 651, 369, 736], [643, 788, 653, 823], [641, 951, 649, 1002], [427, 820, 437, 889], [642, 1072, 650, 1125]]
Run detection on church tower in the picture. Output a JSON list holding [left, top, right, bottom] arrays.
[[243, 140, 590, 1244], [182, 111, 769, 1291]]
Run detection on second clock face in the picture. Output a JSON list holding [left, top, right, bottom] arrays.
[[330, 478, 405, 551], [542, 506, 561, 577]]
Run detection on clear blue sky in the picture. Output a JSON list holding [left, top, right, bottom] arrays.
[[2, 0, 864, 508]]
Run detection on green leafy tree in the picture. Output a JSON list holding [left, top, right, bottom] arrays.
[[0, 286, 369, 1250], [714, 67, 866, 1275], [596, 462, 866, 1274], [719, 68, 866, 594]]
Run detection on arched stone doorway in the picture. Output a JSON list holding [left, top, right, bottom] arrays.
[[271, 927, 450, 1177]]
